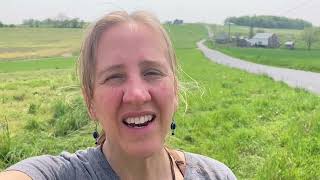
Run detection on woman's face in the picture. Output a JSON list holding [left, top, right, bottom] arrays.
[[92, 22, 177, 157]]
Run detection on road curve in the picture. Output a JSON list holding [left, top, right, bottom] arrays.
[[197, 40, 320, 95]]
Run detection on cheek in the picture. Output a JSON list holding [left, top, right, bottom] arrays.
[[93, 87, 123, 118], [151, 79, 176, 111]]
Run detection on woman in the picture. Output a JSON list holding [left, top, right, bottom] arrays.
[[0, 11, 236, 180]]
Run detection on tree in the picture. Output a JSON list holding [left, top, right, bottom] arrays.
[[301, 27, 319, 50], [249, 23, 254, 38], [225, 15, 312, 29], [0, 21, 3, 27]]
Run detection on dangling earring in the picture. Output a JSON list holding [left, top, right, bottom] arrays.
[[171, 119, 176, 135], [92, 122, 99, 145]]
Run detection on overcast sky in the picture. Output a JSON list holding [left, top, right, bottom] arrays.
[[1, 0, 319, 26]]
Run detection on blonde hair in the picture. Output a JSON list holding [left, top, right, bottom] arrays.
[[78, 11, 178, 145]]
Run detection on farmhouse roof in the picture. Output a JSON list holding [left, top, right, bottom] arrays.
[[252, 33, 274, 39]]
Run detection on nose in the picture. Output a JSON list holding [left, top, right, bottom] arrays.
[[122, 78, 151, 105]]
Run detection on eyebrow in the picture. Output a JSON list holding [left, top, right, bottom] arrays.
[[97, 59, 167, 77], [139, 59, 165, 69], [97, 64, 124, 78]]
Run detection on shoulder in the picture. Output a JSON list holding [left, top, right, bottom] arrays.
[[184, 152, 237, 180], [5, 146, 117, 180], [5, 153, 74, 180]]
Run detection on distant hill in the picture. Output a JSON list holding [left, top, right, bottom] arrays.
[[225, 15, 312, 30]]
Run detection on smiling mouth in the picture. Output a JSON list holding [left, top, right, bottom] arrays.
[[122, 115, 156, 128]]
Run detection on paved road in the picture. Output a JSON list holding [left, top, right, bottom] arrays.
[[197, 40, 320, 95]]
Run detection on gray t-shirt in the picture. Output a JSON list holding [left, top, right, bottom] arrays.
[[6, 146, 236, 180]]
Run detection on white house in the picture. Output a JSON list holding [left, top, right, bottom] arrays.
[[249, 33, 280, 48]]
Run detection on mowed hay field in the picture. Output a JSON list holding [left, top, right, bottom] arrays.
[[1, 24, 320, 179], [0, 27, 83, 60], [208, 25, 320, 73]]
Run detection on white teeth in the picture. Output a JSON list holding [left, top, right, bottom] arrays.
[[139, 117, 143, 123], [129, 118, 134, 124], [134, 117, 139, 124], [124, 115, 153, 125]]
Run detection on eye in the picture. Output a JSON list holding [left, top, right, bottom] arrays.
[[103, 73, 125, 84], [143, 69, 164, 78]]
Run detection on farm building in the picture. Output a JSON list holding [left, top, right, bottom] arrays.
[[173, 19, 183, 25], [236, 36, 251, 47], [249, 33, 280, 48], [284, 41, 295, 49], [215, 33, 229, 44]]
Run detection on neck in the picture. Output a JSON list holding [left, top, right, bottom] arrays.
[[102, 141, 172, 180]]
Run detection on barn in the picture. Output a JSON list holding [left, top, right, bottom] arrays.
[[249, 33, 280, 48]]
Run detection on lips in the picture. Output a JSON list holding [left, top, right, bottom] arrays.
[[122, 114, 156, 128]]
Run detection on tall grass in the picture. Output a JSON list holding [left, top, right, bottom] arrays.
[[51, 97, 90, 136], [0, 118, 11, 168]]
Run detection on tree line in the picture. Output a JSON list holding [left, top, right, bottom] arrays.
[[0, 21, 16, 27], [0, 18, 87, 28], [22, 18, 87, 28], [225, 15, 312, 29]]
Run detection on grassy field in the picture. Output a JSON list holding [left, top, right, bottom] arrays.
[[1, 24, 320, 179], [0, 57, 75, 73], [207, 41, 320, 72], [207, 25, 320, 72], [0, 24, 205, 61], [0, 27, 83, 60]]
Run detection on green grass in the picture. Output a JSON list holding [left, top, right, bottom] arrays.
[[1, 23, 320, 179], [165, 23, 208, 49], [169, 48, 320, 179], [0, 57, 76, 73], [207, 42, 320, 72]]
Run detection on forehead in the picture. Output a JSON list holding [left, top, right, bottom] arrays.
[[95, 22, 169, 68], [98, 22, 167, 53]]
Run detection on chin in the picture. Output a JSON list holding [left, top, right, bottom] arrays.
[[123, 140, 164, 159]]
